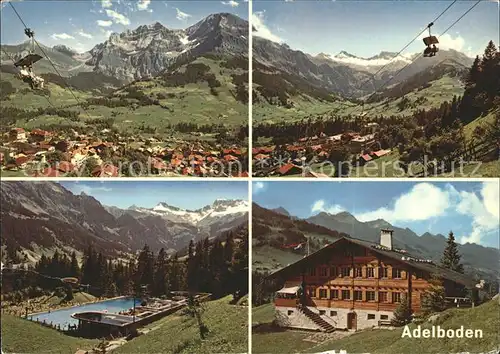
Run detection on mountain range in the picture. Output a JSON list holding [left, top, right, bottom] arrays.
[[252, 34, 473, 102], [0, 182, 248, 260], [1, 13, 248, 83], [252, 204, 498, 281]]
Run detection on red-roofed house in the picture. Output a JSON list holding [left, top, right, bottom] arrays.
[[358, 154, 373, 166], [92, 164, 119, 177], [278, 163, 303, 176], [372, 149, 391, 158], [57, 161, 75, 174], [10, 128, 26, 141], [34, 167, 60, 177], [224, 154, 238, 162]]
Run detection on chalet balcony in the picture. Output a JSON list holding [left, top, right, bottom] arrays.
[[275, 298, 299, 307]]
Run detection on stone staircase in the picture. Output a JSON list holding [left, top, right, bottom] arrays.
[[298, 305, 335, 333]]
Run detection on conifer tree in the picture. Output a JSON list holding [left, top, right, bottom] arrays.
[[391, 294, 412, 326], [421, 273, 446, 315], [441, 231, 464, 273]]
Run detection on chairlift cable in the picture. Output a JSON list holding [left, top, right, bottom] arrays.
[[8, 1, 93, 119], [331, 0, 458, 114], [352, 0, 482, 116]]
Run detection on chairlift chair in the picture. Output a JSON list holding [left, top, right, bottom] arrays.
[[15, 28, 45, 89], [423, 22, 439, 57]]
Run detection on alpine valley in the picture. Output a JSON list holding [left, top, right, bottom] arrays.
[[251, 13, 500, 178], [0, 181, 249, 262], [0, 12, 250, 177]]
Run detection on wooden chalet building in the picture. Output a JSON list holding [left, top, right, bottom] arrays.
[[269, 229, 476, 332]]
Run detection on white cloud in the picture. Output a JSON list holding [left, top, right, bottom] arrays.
[[51, 33, 75, 40], [311, 200, 344, 215], [137, 0, 152, 12], [348, 181, 499, 246], [252, 11, 283, 43], [356, 183, 451, 223], [105, 9, 130, 25], [253, 182, 266, 194], [77, 30, 93, 39], [457, 181, 499, 244], [221, 0, 239, 7], [101, 0, 112, 8], [97, 20, 113, 27], [176, 8, 192, 21]]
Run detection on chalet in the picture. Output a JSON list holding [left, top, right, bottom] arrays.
[[92, 164, 119, 177], [277, 163, 303, 176], [269, 229, 475, 332], [10, 128, 26, 141]]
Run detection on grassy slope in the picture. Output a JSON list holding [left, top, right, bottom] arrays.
[[2, 56, 247, 134], [313, 299, 500, 354], [252, 75, 462, 124], [252, 300, 500, 354], [1, 313, 99, 354], [115, 296, 248, 354]]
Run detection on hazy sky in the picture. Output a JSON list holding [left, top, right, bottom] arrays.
[[1, 0, 248, 52], [253, 0, 499, 58], [60, 181, 248, 210], [253, 181, 500, 248]]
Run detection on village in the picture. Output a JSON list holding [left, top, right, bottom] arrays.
[[0, 127, 248, 178], [252, 123, 391, 177]]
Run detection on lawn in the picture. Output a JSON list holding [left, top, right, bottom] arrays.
[[1, 313, 99, 354], [252, 300, 500, 354], [114, 296, 248, 354], [312, 299, 499, 354]]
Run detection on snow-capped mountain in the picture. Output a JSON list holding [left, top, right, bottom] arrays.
[[127, 199, 248, 229], [0, 182, 248, 259], [85, 13, 248, 80], [253, 31, 474, 97]]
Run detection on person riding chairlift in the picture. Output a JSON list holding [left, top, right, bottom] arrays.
[[19, 65, 44, 89]]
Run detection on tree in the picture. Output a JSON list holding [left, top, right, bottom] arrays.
[[70, 251, 80, 278], [391, 294, 412, 326], [441, 231, 464, 273], [421, 274, 446, 315], [185, 294, 209, 340]]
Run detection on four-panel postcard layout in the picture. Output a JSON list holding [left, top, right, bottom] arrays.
[[0, 1, 498, 354]]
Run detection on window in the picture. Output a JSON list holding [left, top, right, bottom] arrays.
[[367, 314, 376, 320], [319, 310, 326, 315], [342, 290, 351, 300], [367, 267, 375, 278], [309, 267, 316, 276], [392, 292, 402, 303], [355, 267, 363, 278], [379, 292, 388, 303], [319, 289, 328, 299], [330, 311, 337, 316], [330, 266, 337, 278], [330, 289, 339, 300], [380, 315, 389, 320], [380, 267, 388, 278], [354, 290, 363, 301], [308, 287, 317, 298], [319, 267, 328, 277], [366, 291, 376, 301], [393, 268, 402, 279], [341, 267, 351, 277], [287, 310, 294, 316]]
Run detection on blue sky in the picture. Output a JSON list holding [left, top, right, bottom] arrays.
[[253, 181, 500, 248], [60, 181, 248, 209], [1, 0, 248, 52], [253, 0, 499, 58]]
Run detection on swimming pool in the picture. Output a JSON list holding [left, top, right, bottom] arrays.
[[28, 297, 142, 330]]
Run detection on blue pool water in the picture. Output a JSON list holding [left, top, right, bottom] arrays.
[[28, 297, 141, 330]]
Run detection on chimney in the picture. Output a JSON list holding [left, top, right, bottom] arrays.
[[380, 229, 394, 250]]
